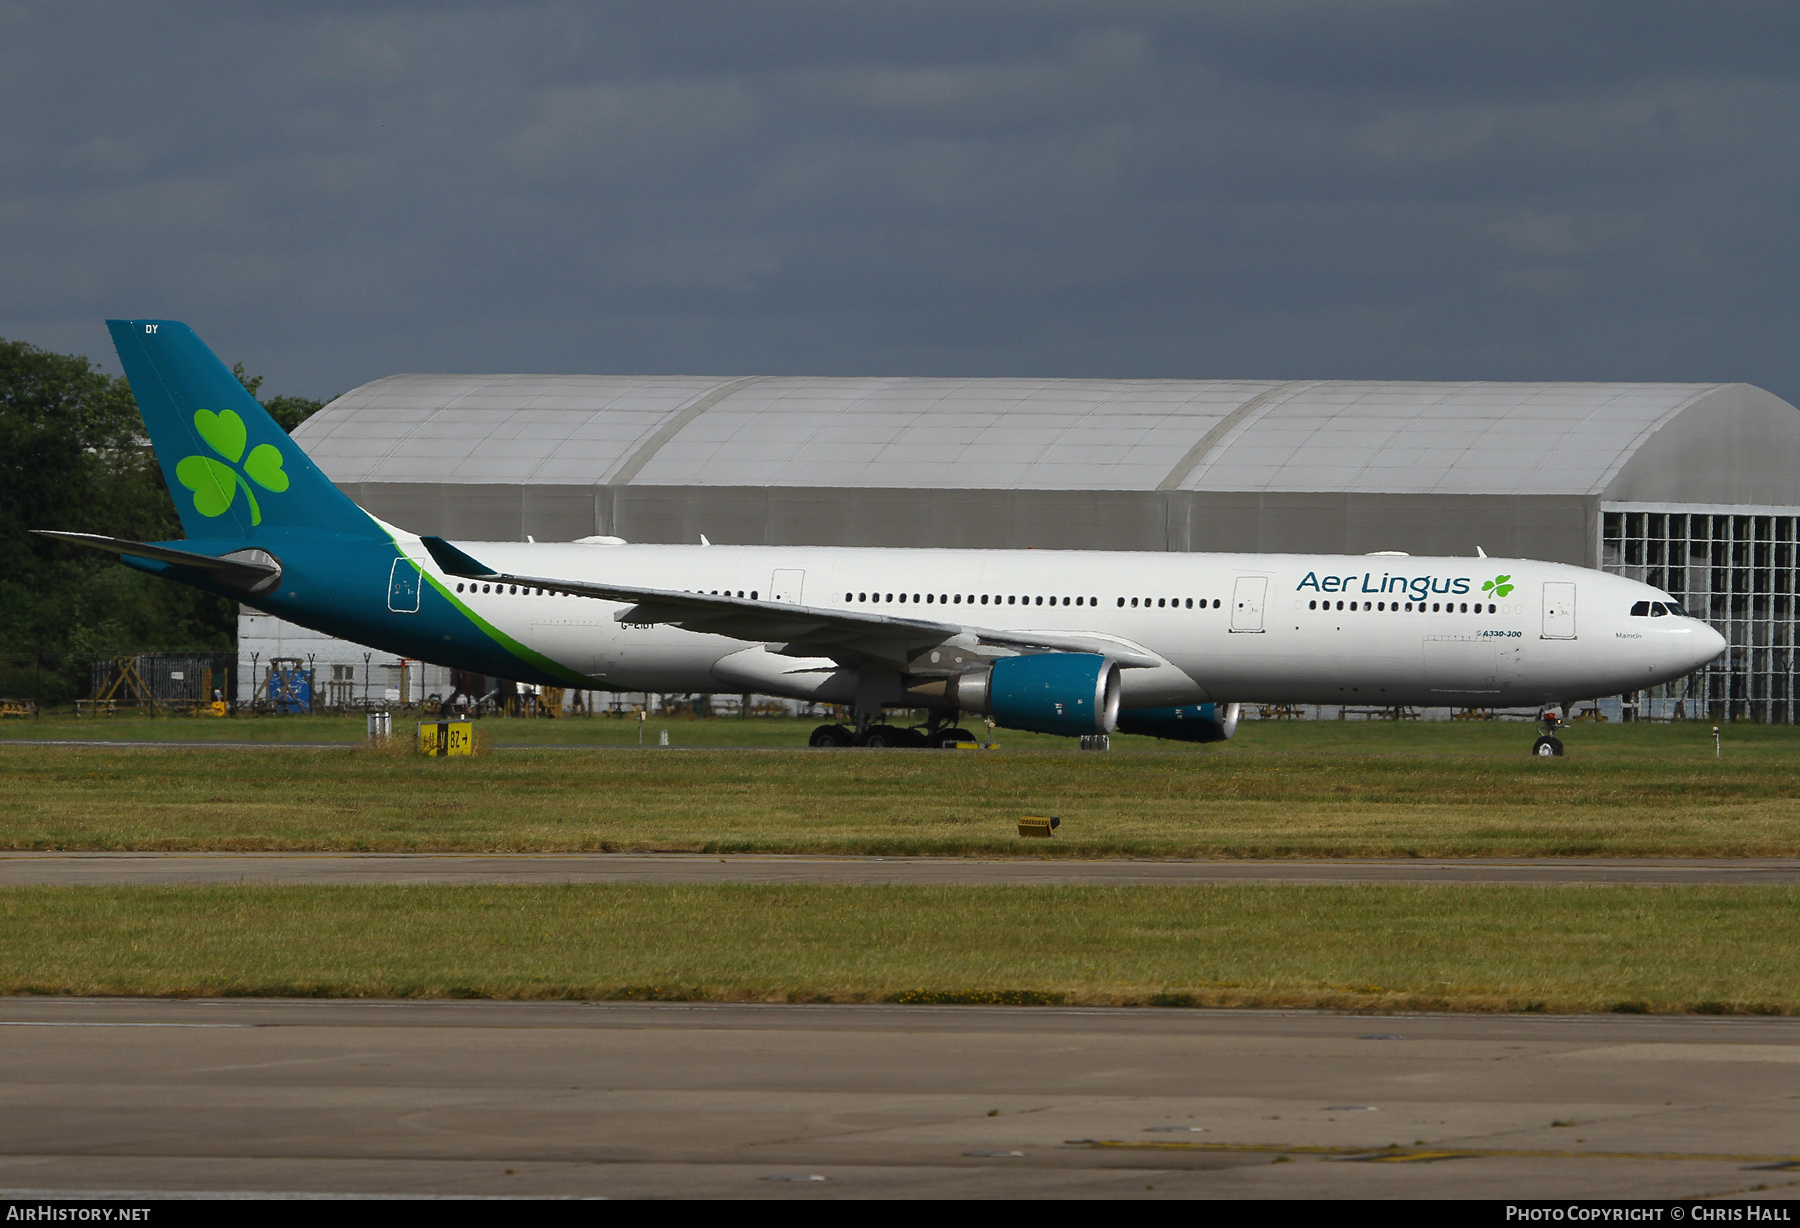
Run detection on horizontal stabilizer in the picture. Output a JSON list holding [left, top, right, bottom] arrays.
[[420, 535, 499, 578], [33, 531, 282, 593]]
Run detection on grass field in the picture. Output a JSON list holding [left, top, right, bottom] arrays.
[[1, 719, 1797, 856], [0, 711, 821, 746], [0, 709, 1755, 753], [2, 882, 1794, 1014]]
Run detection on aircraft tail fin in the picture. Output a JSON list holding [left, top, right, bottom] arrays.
[[106, 320, 381, 541]]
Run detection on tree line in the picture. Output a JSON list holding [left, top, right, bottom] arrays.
[[0, 334, 326, 665]]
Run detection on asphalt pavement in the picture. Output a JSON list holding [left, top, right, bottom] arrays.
[[1, 998, 1797, 1199], [3, 851, 1799, 887]]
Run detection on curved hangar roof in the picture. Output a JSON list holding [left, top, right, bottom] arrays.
[[296, 375, 1800, 504]]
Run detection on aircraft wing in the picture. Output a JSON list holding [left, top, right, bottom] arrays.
[[419, 536, 1160, 672]]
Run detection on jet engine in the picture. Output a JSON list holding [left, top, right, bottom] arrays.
[[1114, 702, 1240, 743], [922, 652, 1122, 737]]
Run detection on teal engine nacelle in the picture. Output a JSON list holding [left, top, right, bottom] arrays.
[[928, 652, 1122, 737], [1115, 702, 1241, 743]]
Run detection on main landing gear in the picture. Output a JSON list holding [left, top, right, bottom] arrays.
[[807, 722, 978, 749], [1532, 709, 1566, 757]]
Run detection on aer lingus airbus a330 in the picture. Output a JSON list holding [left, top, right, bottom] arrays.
[[38, 321, 1725, 753]]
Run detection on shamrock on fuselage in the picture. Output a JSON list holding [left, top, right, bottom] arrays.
[[174, 409, 289, 526]]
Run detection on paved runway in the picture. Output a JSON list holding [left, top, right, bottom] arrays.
[[3, 850, 1800, 887], [0, 998, 1797, 1199]]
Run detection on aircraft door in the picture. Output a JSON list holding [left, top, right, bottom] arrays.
[[1542, 581, 1577, 639], [770, 568, 805, 605], [387, 558, 421, 613], [1230, 576, 1268, 633]]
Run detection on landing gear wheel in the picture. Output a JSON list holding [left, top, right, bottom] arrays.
[[938, 727, 977, 748], [1532, 736, 1564, 757], [858, 725, 901, 748], [809, 724, 854, 748]]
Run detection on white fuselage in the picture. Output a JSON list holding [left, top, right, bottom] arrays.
[[410, 540, 1725, 709]]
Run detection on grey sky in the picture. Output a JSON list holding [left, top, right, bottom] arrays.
[[4, 1, 1797, 404]]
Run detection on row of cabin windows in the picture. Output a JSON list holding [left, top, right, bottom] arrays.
[[453, 583, 770, 600], [425, 586, 1691, 624], [1121, 597, 1220, 609], [453, 581, 1228, 612], [847, 592, 1098, 606], [1310, 599, 1499, 613], [455, 582, 561, 596], [844, 593, 1226, 609]]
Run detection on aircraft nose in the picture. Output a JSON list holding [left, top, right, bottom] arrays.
[[1689, 622, 1728, 670]]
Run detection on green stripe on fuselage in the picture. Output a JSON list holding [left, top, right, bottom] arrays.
[[381, 536, 599, 689]]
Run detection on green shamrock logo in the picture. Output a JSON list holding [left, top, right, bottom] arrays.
[[1482, 574, 1515, 598], [173, 409, 288, 526]]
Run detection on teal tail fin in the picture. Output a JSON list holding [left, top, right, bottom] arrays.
[[106, 319, 381, 541]]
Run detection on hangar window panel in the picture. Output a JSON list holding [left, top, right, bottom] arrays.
[[1606, 506, 1800, 724]]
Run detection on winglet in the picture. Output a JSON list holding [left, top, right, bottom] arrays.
[[420, 535, 498, 577]]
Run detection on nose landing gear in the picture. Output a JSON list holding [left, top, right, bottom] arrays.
[[1532, 710, 1566, 757]]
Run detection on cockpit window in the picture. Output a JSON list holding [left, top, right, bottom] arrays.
[[1630, 601, 1650, 616], [1650, 602, 1669, 617], [1664, 600, 1687, 616]]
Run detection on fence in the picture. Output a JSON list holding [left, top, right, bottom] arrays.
[[0, 652, 832, 720], [0, 652, 235, 717]]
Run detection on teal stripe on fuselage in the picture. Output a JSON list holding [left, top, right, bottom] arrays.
[[121, 531, 591, 687]]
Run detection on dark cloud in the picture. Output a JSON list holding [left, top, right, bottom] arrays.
[[2, 1, 1797, 403]]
